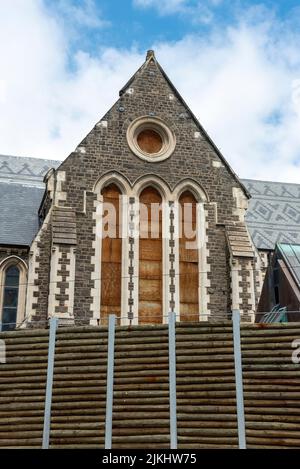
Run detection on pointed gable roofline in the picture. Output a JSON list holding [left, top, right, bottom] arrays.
[[120, 50, 250, 199]]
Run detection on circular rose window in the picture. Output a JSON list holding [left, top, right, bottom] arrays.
[[137, 129, 163, 154], [127, 117, 176, 162]]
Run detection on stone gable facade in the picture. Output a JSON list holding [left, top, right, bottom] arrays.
[[0, 51, 261, 329]]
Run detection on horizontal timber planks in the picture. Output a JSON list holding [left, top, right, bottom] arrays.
[[0, 321, 300, 448], [175, 322, 237, 449], [241, 322, 300, 448]]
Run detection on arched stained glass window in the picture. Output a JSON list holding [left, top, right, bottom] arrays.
[[1, 266, 20, 331]]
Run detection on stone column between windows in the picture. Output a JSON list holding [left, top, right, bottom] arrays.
[[169, 202, 176, 315], [90, 193, 103, 325], [127, 196, 136, 325]]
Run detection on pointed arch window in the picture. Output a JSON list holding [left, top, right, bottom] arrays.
[[139, 186, 163, 324], [0, 258, 27, 332], [100, 183, 122, 324], [179, 191, 199, 322]]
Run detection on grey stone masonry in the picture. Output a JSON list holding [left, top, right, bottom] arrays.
[[18, 51, 259, 325]]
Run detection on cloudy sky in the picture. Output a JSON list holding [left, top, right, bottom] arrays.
[[1, 0, 300, 182]]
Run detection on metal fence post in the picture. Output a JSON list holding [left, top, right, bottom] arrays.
[[42, 317, 58, 449], [232, 309, 246, 449], [105, 314, 116, 449], [168, 311, 177, 449]]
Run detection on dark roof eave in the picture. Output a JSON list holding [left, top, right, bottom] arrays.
[[0, 243, 30, 249]]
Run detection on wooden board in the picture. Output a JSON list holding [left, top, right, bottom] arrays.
[[101, 238, 122, 263], [139, 187, 162, 239], [100, 184, 122, 324], [179, 242, 198, 262], [138, 301, 163, 324], [139, 260, 161, 278], [179, 191, 199, 322], [102, 183, 121, 233], [100, 305, 121, 326], [179, 302, 199, 322], [139, 187, 163, 324], [101, 263, 122, 306], [179, 262, 198, 304], [140, 221, 162, 239], [139, 279, 162, 302], [140, 239, 162, 261]]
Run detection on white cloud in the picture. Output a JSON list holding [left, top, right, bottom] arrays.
[[0, 0, 141, 161], [134, 0, 187, 14], [153, 22, 300, 182], [0, 1, 300, 182], [53, 0, 109, 29], [133, 0, 219, 21]]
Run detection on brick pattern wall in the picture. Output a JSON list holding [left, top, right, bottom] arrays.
[[30, 217, 52, 324], [56, 246, 71, 314]]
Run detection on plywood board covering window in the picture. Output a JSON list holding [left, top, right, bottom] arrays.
[[179, 191, 199, 321], [137, 129, 163, 154], [139, 187, 163, 324], [100, 184, 122, 324]]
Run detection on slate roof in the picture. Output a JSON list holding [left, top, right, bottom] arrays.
[[1, 155, 300, 250], [242, 179, 300, 250], [0, 155, 59, 246], [0, 154, 59, 187]]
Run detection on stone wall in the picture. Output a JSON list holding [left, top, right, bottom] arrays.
[[23, 53, 257, 324]]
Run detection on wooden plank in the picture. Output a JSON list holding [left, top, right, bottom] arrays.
[[140, 239, 162, 260], [179, 262, 198, 303], [139, 279, 162, 301], [179, 191, 199, 319], [2, 323, 300, 450], [139, 187, 163, 324], [100, 184, 122, 320], [139, 301, 162, 324], [101, 238, 122, 263], [179, 245, 198, 262], [100, 264, 121, 306], [180, 303, 199, 322], [139, 260, 161, 278]]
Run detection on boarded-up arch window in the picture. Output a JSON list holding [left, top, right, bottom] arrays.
[[100, 184, 122, 324], [179, 191, 199, 322], [139, 187, 163, 324]]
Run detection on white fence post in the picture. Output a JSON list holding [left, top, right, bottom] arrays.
[[232, 309, 246, 449], [42, 317, 58, 449], [105, 314, 116, 449], [168, 311, 177, 449]]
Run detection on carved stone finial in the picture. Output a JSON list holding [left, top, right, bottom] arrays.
[[146, 50, 155, 61]]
